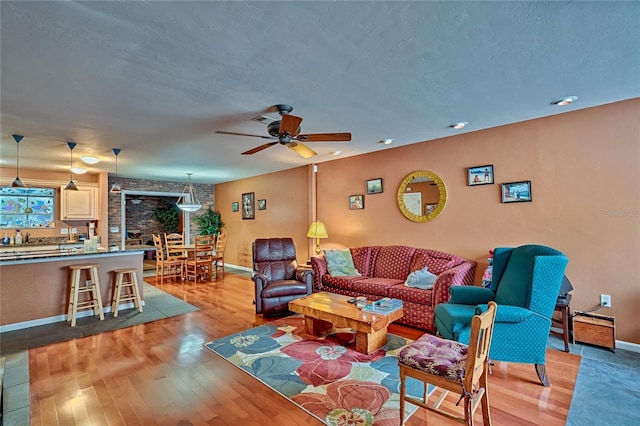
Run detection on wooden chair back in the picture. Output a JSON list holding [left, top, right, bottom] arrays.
[[152, 234, 166, 261], [464, 301, 497, 393], [213, 232, 228, 279], [164, 232, 186, 259]]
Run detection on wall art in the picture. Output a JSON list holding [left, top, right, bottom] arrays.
[[501, 181, 532, 203], [468, 165, 494, 186]]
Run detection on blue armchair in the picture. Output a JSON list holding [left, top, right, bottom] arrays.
[[434, 245, 568, 386]]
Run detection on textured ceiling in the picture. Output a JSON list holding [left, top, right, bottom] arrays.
[[1, 1, 639, 184]]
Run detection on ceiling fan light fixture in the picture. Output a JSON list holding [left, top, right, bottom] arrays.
[[176, 173, 202, 212], [449, 121, 468, 130], [64, 141, 79, 191], [9, 134, 26, 188], [80, 155, 100, 165], [552, 96, 578, 106]]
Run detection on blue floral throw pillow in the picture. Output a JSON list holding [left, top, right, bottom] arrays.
[[324, 249, 361, 276], [405, 266, 437, 289]]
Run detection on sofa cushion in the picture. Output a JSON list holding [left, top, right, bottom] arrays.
[[388, 285, 433, 305], [405, 267, 437, 289], [350, 246, 374, 276], [323, 275, 363, 291], [352, 277, 404, 297], [411, 249, 465, 276], [324, 249, 361, 276], [373, 246, 416, 280]]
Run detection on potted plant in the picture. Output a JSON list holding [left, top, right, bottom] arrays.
[[194, 207, 224, 236], [152, 204, 180, 234]]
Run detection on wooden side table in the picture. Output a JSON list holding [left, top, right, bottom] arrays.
[[551, 294, 571, 352]]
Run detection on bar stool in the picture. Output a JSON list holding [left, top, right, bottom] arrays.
[[67, 264, 104, 327], [111, 268, 143, 317]]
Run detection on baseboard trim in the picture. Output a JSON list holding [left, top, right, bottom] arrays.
[[616, 340, 640, 353]]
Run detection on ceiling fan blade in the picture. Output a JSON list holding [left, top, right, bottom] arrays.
[[296, 132, 352, 142], [215, 130, 274, 140], [242, 142, 279, 155], [279, 114, 303, 135], [287, 142, 317, 158]]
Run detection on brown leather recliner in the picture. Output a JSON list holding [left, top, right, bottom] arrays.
[[252, 238, 313, 316]]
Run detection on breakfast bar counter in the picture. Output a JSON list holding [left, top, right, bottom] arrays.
[[0, 248, 145, 330]]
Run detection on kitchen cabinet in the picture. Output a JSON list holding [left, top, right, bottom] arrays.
[[60, 185, 99, 220]]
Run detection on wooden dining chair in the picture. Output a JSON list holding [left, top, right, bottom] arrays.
[[398, 301, 497, 425], [212, 232, 228, 280], [164, 232, 187, 272], [185, 235, 214, 282], [152, 234, 183, 284]]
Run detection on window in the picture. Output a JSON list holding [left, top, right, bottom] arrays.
[[0, 187, 55, 228]]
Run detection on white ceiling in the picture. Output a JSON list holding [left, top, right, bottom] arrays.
[[1, 1, 639, 184]]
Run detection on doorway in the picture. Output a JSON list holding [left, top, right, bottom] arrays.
[[117, 190, 192, 250]]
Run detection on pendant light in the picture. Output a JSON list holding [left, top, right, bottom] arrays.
[[176, 173, 202, 212], [64, 142, 79, 191], [10, 134, 26, 188], [110, 148, 122, 193]]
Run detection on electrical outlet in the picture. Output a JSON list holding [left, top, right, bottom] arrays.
[[61, 228, 69, 234], [600, 294, 612, 308]]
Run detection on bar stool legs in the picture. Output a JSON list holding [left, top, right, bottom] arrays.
[[111, 268, 143, 317], [67, 264, 104, 327]]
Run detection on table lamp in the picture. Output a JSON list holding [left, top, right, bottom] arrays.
[[307, 221, 328, 255]]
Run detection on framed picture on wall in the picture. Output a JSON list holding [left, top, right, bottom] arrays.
[[349, 194, 364, 210], [257, 199, 266, 210], [468, 165, 494, 186], [366, 178, 383, 194], [231, 202, 239, 212], [242, 192, 255, 219], [501, 181, 532, 203]]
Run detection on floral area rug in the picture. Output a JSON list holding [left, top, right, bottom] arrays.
[[203, 315, 424, 425]]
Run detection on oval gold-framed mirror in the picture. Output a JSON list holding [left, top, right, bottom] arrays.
[[397, 170, 447, 222]]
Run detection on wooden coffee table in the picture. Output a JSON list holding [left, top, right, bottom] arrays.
[[288, 292, 403, 354]]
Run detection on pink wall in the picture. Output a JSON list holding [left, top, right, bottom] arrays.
[[215, 167, 312, 267], [217, 99, 640, 343]]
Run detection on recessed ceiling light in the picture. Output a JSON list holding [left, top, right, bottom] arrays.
[[449, 121, 468, 130], [71, 167, 88, 174], [552, 96, 578, 106], [80, 155, 100, 164], [381, 139, 393, 145], [330, 150, 342, 156]]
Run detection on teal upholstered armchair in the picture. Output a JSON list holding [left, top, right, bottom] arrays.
[[434, 245, 568, 386]]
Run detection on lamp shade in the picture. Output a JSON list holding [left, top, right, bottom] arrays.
[[307, 221, 328, 239]]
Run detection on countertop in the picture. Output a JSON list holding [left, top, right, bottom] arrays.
[[0, 246, 146, 264]]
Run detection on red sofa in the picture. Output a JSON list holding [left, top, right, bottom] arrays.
[[310, 245, 477, 332]]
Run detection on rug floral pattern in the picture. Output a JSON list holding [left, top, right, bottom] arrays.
[[205, 316, 422, 425]]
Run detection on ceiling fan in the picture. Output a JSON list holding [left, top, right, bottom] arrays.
[[215, 104, 351, 158]]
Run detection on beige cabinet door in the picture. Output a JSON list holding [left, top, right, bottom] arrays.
[[60, 186, 98, 220]]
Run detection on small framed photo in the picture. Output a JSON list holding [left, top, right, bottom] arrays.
[[366, 178, 383, 194], [468, 165, 494, 186], [257, 199, 266, 210], [231, 202, 239, 212], [501, 181, 532, 203], [349, 194, 364, 210], [242, 192, 255, 219]]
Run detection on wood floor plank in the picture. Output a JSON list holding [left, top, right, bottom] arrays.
[[25, 270, 579, 425]]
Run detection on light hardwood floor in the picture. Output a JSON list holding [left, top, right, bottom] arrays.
[[28, 270, 579, 425]]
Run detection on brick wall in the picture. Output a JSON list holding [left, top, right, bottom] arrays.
[[107, 176, 215, 247]]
